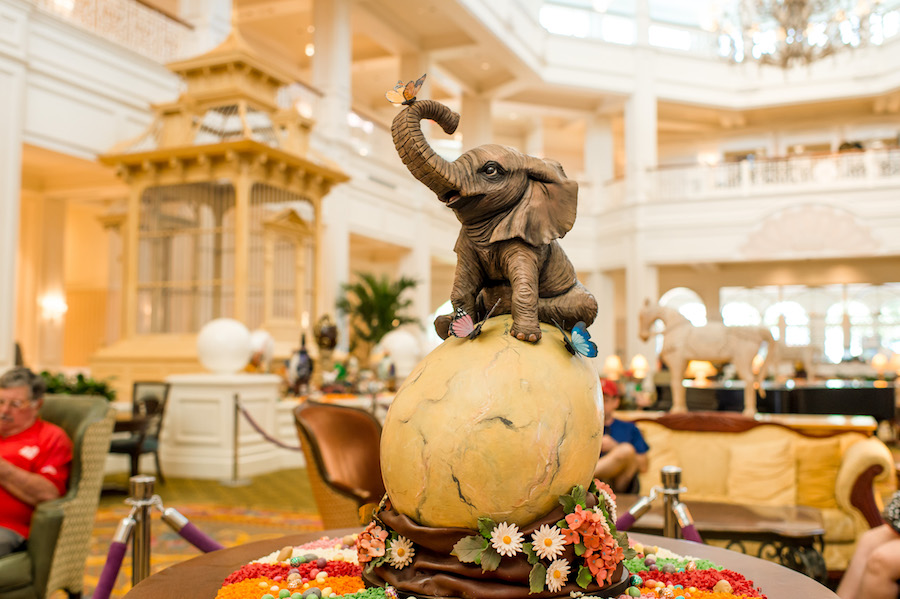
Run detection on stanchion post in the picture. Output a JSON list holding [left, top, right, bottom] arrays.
[[129, 475, 155, 585], [660, 465, 682, 539], [222, 393, 250, 486]]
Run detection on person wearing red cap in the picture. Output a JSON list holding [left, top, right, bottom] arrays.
[[593, 378, 649, 493]]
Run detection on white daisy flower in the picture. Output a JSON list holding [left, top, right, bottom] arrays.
[[490, 522, 524, 557], [545, 558, 571, 593], [531, 524, 566, 560], [388, 536, 415, 569]]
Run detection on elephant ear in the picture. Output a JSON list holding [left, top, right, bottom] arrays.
[[489, 157, 578, 247]]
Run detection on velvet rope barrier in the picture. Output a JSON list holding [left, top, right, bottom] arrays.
[[235, 398, 303, 451], [160, 506, 224, 552], [93, 512, 136, 599], [680, 524, 703, 544]]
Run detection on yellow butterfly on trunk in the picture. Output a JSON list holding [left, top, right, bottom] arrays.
[[385, 74, 426, 106]]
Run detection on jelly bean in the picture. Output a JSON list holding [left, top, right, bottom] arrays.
[[343, 534, 355, 546], [262, 595, 275, 599], [303, 589, 322, 599], [631, 575, 643, 587], [291, 594, 303, 599], [626, 586, 641, 597], [316, 557, 328, 569], [321, 587, 333, 598], [279, 591, 291, 598], [290, 557, 305, 566], [303, 553, 318, 562], [274, 576, 284, 582], [259, 582, 269, 589], [648, 563, 658, 571]]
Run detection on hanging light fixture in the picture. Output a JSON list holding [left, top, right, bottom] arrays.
[[714, 0, 890, 69]]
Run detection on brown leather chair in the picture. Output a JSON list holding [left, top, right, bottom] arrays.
[[294, 401, 385, 529]]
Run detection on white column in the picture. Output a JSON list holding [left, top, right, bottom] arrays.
[[0, 13, 27, 369], [401, 213, 432, 327], [624, 239, 658, 365], [587, 271, 616, 366], [624, 0, 656, 204], [461, 94, 492, 149], [323, 192, 351, 351], [584, 114, 614, 209], [313, 0, 352, 144]]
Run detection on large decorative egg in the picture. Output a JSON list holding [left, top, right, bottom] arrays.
[[381, 314, 603, 529]]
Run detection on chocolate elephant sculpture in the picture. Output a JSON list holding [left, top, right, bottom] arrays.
[[392, 99, 597, 342]]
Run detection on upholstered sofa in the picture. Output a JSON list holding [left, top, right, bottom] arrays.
[[629, 412, 896, 572]]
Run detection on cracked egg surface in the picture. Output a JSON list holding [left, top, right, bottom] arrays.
[[380, 314, 603, 529]]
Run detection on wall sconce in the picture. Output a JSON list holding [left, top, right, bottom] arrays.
[[603, 354, 624, 380], [685, 360, 716, 386], [40, 294, 68, 322], [630, 354, 649, 379]]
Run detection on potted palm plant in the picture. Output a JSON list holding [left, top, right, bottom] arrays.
[[336, 273, 419, 363]]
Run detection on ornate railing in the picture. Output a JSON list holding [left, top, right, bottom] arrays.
[[647, 148, 900, 202], [32, 0, 193, 64]]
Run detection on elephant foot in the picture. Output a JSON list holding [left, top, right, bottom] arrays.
[[742, 408, 757, 418], [434, 314, 452, 340], [510, 323, 541, 343], [669, 404, 688, 414]]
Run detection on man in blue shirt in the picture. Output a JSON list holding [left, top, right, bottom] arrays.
[[593, 378, 649, 493]]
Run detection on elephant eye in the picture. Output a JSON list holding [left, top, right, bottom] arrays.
[[481, 162, 504, 177]]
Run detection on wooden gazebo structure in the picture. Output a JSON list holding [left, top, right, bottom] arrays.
[[92, 27, 347, 396]]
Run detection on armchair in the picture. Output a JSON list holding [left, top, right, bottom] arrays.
[[294, 401, 385, 529], [0, 395, 115, 599]]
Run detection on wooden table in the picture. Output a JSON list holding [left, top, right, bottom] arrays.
[[123, 529, 836, 598], [617, 495, 827, 582]]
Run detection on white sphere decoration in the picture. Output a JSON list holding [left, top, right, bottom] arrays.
[[249, 329, 275, 362], [196, 318, 252, 374]]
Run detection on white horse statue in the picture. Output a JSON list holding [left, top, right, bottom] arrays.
[[639, 301, 776, 416]]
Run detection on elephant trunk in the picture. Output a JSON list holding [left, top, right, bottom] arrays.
[[392, 100, 463, 200]]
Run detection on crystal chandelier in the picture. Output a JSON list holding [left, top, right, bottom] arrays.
[[716, 0, 884, 69]]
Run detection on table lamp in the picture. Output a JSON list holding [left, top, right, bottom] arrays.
[[604, 354, 624, 380], [685, 360, 716, 386]]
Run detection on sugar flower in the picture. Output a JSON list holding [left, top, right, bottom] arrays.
[[490, 522, 524, 557], [356, 521, 389, 564], [531, 524, 566, 561], [388, 535, 415, 569], [545, 558, 571, 593]]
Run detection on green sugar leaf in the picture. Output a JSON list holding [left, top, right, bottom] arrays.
[[529, 563, 547, 593], [477, 517, 498, 540], [571, 485, 587, 508], [523, 542, 539, 565], [480, 545, 502, 572], [576, 565, 593, 589], [451, 535, 488, 564]]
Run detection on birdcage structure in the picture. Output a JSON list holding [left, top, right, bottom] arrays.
[[95, 26, 347, 392]]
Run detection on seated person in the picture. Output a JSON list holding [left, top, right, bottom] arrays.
[[0, 367, 72, 557], [593, 378, 648, 493], [837, 490, 900, 599]]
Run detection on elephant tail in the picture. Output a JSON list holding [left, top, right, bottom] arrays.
[[391, 99, 462, 198]]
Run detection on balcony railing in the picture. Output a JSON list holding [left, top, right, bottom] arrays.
[[32, 0, 193, 64], [647, 148, 900, 202]]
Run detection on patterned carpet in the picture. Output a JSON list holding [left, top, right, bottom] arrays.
[[49, 468, 324, 598]]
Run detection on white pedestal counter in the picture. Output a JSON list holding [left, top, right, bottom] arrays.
[[160, 373, 306, 480]]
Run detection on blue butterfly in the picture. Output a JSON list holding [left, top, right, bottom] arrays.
[[552, 320, 598, 358]]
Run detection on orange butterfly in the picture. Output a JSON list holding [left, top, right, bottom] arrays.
[[385, 74, 426, 106]]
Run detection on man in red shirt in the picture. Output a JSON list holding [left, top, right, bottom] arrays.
[[0, 367, 72, 556]]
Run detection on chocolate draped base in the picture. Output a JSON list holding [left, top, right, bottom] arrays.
[[366, 498, 630, 599]]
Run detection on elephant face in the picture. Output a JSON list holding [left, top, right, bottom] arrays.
[[392, 100, 578, 247]]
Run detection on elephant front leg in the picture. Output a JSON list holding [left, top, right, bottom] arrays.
[[435, 251, 483, 339], [504, 245, 541, 342]]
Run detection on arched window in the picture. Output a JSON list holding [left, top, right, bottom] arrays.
[[764, 301, 809, 346], [721, 301, 762, 326], [659, 287, 707, 326]]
